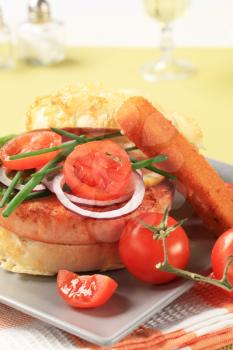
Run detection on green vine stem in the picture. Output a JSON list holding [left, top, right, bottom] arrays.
[[0, 134, 17, 148], [141, 208, 233, 292], [157, 235, 233, 291]]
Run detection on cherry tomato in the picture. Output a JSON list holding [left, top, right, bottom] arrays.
[[57, 270, 118, 308], [64, 140, 133, 201], [119, 212, 190, 284], [0, 131, 62, 170], [211, 228, 233, 297]]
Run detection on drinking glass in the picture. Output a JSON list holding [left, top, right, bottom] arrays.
[[141, 0, 196, 81]]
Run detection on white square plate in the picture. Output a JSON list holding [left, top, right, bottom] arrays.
[[0, 159, 231, 347]]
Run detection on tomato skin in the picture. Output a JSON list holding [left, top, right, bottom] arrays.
[[211, 228, 233, 297], [64, 140, 133, 201], [57, 270, 118, 308], [119, 212, 190, 284], [0, 131, 62, 170]]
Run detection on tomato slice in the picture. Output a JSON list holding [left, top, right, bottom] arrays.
[[57, 270, 118, 308], [63, 140, 133, 201], [0, 131, 62, 170]]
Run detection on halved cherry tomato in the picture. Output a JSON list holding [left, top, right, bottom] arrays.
[[119, 212, 190, 284], [211, 227, 233, 297], [0, 131, 62, 170], [57, 270, 118, 308], [63, 140, 134, 201]]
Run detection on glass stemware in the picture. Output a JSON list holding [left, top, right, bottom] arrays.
[[0, 6, 14, 69], [141, 0, 196, 81]]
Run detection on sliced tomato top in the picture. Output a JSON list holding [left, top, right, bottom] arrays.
[[57, 270, 118, 308], [0, 131, 62, 170], [63, 140, 134, 201]]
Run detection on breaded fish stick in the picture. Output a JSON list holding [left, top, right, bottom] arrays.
[[116, 97, 233, 235]]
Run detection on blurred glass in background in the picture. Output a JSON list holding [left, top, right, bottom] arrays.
[[0, 5, 13, 69], [141, 0, 196, 81], [17, 0, 66, 66]]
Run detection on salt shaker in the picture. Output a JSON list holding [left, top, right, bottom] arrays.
[[0, 6, 13, 69], [17, 0, 66, 66]]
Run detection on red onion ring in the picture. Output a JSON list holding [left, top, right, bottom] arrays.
[[0, 167, 46, 191], [61, 191, 131, 207], [43, 177, 132, 207], [51, 172, 145, 219]]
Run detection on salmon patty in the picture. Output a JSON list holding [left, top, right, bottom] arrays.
[[0, 180, 174, 245]]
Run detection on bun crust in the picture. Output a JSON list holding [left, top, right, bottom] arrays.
[[26, 83, 130, 131], [25, 83, 203, 148], [0, 227, 122, 276]]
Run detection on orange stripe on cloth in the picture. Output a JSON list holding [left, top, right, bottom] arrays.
[[0, 303, 33, 329], [189, 326, 233, 350], [72, 326, 196, 350], [194, 283, 233, 312]]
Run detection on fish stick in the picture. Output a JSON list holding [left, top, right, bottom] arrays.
[[116, 97, 233, 235]]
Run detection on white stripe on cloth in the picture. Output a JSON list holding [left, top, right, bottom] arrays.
[[193, 313, 233, 337], [0, 320, 77, 350], [168, 308, 228, 334]]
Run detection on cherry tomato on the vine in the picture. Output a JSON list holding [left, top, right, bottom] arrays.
[[211, 228, 233, 297], [119, 212, 190, 284]]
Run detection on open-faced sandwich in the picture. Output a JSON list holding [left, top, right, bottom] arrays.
[[0, 83, 204, 276], [1, 83, 233, 309]]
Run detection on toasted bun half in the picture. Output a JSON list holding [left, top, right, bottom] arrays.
[[0, 227, 122, 276], [25, 83, 203, 148]]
